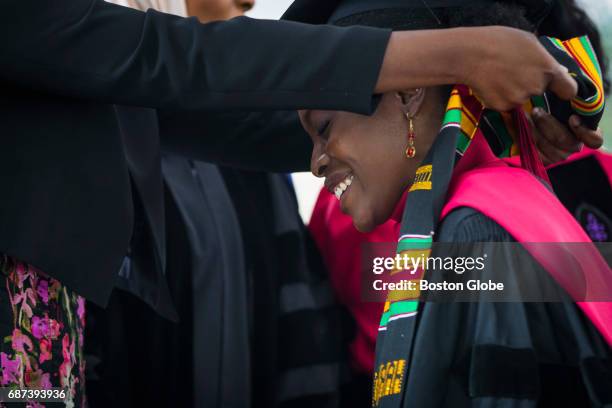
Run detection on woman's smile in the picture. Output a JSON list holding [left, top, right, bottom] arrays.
[[326, 173, 354, 201], [301, 90, 440, 232]]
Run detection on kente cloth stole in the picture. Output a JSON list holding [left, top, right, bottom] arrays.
[[371, 35, 605, 408]]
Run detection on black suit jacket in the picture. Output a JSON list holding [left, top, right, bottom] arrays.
[[0, 0, 389, 309]]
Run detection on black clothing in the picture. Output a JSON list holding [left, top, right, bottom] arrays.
[[283, 0, 554, 26], [85, 185, 195, 408], [0, 0, 390, 305], [373, 207, 611, 408], [549, 154, 612, 242], [162, 157, 251, 408], [220, 169, 352, 408], [115, 107, 314, 319], [339, 208, 611, 408], [85, 169, 352, 408]]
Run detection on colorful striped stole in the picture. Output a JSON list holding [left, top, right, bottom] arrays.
[[548, 36, 605, 117]]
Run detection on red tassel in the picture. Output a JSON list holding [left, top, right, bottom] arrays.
[[513, 108, 551, 186]]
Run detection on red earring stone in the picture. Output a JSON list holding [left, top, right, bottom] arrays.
[[405, 115, 416, 159]]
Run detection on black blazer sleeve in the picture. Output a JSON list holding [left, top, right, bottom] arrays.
[[159, 109, 312, 173], [1, 0, 390, 114]]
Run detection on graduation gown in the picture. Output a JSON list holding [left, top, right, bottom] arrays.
[[379, 207, 612, 408], [373, 153, 612, 408]]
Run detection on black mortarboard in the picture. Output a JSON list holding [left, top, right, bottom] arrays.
[[282, 0, 554, 28]]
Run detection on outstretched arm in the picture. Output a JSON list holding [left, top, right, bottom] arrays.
[[2, 1, 575, 115], [1, 0, 387, 113], [377, 27, 577, 111], [159, 109, 312, 172]]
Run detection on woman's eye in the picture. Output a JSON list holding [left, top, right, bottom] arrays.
[[317, 120, 331, 138]]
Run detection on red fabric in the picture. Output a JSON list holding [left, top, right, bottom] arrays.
[[449, 135, 612, 345], [442, 157, 612, 345], [513, 109, 552, 185], [309, 189, 399, 374]]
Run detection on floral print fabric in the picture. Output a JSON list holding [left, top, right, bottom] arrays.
[[0, 255, 85, 407]]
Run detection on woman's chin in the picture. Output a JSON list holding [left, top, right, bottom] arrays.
[[341, 193, 384, 233], [353, 221, 375, 233], [351, 210, 377, 233], [349, 202, 395, 233]]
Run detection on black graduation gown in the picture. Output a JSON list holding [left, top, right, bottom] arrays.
[[162, 156, 252, 408], [373, 208, 612, 408], [85, 161, 352, 408], [221, 169, 353, 408], [548, 154, 612, 243]]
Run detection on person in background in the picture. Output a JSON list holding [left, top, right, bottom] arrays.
[[87, 1, 349, 407]]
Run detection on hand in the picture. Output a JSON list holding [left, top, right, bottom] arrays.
[[529, 107, 604, 165], [460, 26, 578, 112]]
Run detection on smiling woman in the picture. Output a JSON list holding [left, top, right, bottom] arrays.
[[303, 92, 427, 231], [301, 85, 450, 232], [296, 1, 612, 407]]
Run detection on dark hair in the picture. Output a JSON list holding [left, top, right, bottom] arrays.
[[538, 0, 610, 94], [335, 3, 534, 105], [337, 1, 609, 95], [335, 3, 534, 32]]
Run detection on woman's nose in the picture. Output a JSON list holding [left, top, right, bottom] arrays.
[[311, 148, 330, 178]]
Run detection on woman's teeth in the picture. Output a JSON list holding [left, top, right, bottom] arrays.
[[334, 175, 353, 200]]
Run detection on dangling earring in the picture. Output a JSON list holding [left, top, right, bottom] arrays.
[[405, 113, 416, 159]]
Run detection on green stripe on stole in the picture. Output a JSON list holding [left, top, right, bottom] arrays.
[[379, 301, 419, 328]]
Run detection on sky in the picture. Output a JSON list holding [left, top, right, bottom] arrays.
[[246, 0, 293, 19], [578, 0, 612, 24]]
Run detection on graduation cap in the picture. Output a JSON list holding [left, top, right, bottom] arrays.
[[282, 0, 555, 28]]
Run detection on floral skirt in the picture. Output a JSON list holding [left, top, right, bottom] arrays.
[[0, 255, 86, 408]]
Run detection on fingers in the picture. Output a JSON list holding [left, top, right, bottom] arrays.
[[530, 109, 604, 167], [569, 115, 604, 149], [526, 112, 555, 165], [528, 120, 554, 166], [547, 65, 578, 101], [533, 132, 571, 165], [532, 108, 582, 152], [531, 108, 580, 164]]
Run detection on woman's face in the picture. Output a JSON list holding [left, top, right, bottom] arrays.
[[300, 91, 440, 232]]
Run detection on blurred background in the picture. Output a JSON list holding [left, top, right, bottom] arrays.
[[247, 0, 612, 222]]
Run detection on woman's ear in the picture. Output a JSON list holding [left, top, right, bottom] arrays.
[[395, 88, 427, 118]]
